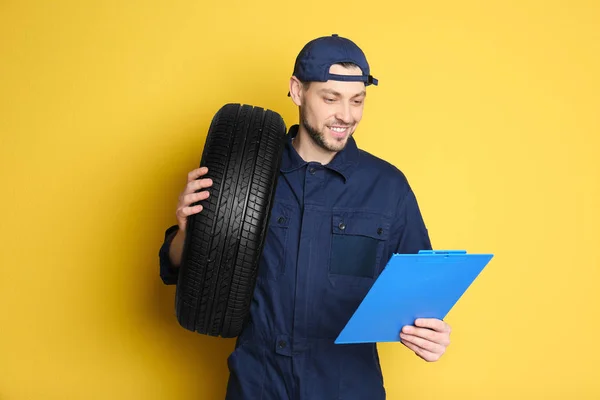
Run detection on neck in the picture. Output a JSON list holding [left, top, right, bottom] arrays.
[[292, 124, 337, 165]]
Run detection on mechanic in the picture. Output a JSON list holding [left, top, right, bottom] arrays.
[[159, 34, 452, 399]]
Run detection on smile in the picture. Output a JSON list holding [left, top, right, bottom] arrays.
[[328, 126, 349, 133]]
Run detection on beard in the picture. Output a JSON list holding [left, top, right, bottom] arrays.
[[301, 113, 352, 153]]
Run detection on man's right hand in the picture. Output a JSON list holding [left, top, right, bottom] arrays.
[[176, 167, 213, 232], [169, 167, 213, 267]]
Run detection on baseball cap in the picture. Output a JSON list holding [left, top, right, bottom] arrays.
[[288, 34, 378, 96]]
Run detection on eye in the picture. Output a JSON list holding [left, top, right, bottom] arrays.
[[324, 97, 336, 103]]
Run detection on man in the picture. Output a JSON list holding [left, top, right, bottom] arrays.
[[159, 34, 452, 399]]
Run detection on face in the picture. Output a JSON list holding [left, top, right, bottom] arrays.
[[294, 64, 366, 153]]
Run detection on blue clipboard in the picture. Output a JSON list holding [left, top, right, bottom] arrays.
[[335, 250, 494, 344]]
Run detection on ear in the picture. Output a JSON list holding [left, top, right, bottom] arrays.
[[289, 76, 303, 107]]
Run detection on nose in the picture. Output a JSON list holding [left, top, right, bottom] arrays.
[[335, 102, 352, 125]]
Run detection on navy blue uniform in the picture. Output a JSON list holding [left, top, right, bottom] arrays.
[[160, 125, 432, 399]]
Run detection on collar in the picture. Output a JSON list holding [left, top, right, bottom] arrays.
[[279, 124, 359, 182]]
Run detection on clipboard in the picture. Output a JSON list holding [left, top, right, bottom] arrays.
[[334, 250, 494, 344]]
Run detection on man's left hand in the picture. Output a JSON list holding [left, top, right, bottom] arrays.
[[399, 318, 451, 362]]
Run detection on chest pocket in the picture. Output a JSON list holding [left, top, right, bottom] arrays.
[[329, 211, 391, 286], [257, 202, 292, 282]]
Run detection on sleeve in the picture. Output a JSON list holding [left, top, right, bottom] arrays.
[[158, 225, 180, 285], [392, 187, 433, 254]]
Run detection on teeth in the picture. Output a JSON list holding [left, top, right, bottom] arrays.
[[330, 127, 347, 133]]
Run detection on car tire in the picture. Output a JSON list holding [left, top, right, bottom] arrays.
[[175, 103, 287, 338]]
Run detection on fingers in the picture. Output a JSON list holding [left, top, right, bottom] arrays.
[[401, 339, 441, 362], [183, 190, 210, 206], [400, 332, 446, 355], [187, 167, 209, 183], [176, 203, 204, 221], [183, 177, 213, 196], [399, 319, 451, 362], [414, 318, 451, 334], [177, 189, 210, 221], [176, 167, 213, 229], [184, 167, 213, 194], [401, 325, 450, 347]]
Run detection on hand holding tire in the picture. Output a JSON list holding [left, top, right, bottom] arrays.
[[175, 103, 286, 337], [176, 167, 213, 233]]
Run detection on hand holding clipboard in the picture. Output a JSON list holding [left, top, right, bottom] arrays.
[[335, 250, 494, 345]]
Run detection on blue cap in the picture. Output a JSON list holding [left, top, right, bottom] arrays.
[[289, 34, 378, 95]]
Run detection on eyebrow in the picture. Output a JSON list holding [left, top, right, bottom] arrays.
[[318, 88, 367, 98]]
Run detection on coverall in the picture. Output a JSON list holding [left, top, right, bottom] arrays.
[[160, 124, 432, 399]]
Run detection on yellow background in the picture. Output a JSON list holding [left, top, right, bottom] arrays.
[[1, 1, 598, 399]]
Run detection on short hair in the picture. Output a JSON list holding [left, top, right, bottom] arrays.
[[300, 62, 361, 90]]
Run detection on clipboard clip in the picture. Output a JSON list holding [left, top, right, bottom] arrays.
[[418, 250, 467, 255]]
